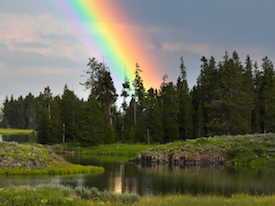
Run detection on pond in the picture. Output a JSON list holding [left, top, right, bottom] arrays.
[[0, 154, 274, 196], [0, 135, 274, 196]]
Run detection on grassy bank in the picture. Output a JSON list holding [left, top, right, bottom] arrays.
[[1, 184, 275, 206], [0, 141, 104, 175], [53, 143, 159, 156], [0, 128, 34, 135], [138, 133, 275, 167], [53, 133, 275, 166]]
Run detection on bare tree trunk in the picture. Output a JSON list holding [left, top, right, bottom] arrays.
[[122, 115, 124, 142], [134, 99, 136, 125], [63, 123, 65, 143], [48, 103, 51, 119], [147, 129, 150, 145], [109, 105, 112, 125]]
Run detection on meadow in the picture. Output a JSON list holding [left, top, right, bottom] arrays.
[[1, 184, 275, 206]]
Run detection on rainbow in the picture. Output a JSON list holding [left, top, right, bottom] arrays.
[[45, 0, 161, 92]]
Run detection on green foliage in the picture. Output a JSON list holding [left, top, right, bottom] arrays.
[[79, 96, 105, 145], [177, 57, 193, 140], [104, 124, 116, 144], [1, 116, 8, 128], [161, 81, 179, 142], [37, 107, 50, 144], [5, 52, 275, 144]]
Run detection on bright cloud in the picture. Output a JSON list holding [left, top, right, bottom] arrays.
[[0, 13, 81, 60]]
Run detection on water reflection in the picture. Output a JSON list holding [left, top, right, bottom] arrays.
[[0, 134, 37, 143], [0, 155, 274, 197], [64, 155, 275, 196]]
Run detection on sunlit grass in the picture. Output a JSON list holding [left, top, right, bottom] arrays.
[[0, 164, 104, 176], [55, 143, 159, 156], [0, 128, 35, 135]]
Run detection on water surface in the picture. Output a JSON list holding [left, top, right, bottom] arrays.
[[0, 135, 274, 196], [0, 134, 37, 143]]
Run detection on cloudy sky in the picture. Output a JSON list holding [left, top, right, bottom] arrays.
[[1, 1, 275, 106]]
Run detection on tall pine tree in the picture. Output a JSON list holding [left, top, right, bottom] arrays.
[[177, 57, 193, 140]]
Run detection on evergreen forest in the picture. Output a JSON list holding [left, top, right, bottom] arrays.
[[2, 51, 275, 145]]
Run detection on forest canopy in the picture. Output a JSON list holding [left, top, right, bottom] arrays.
[[1, 51, 275, 145]]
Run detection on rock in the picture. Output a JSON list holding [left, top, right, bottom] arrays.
[[135, 151, 224, 166]]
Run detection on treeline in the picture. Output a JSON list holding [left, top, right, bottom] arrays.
[[2, 51, 275, 144]]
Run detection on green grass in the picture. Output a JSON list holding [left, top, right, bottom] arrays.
[[1, 185, 275, 206], [0, 128, 35, 135], [140, 133, 275, 166], [0, 141, 104, 175], [135, 194, 275, 206], [0, 164, 104, 175], [53, 143, 159, 156]]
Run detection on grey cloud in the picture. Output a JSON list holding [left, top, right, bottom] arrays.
[[39, 33, 79, 45], [14, 42, 48, 48], [0, 44, 7, 49], [0, 49, 80, 69], [150, 38, 162, 50]]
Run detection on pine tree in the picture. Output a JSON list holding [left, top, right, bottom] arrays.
[[37, 107, 49, 144], [207, 51, 249, 135], [124, 98, 135, 143], [81, 58, 118, 126], [145, 88, 164, 143], [121, 76, 131, 142], [24, 93, 37, 129], [252, 61, 262, 133], [2, 117, 8, 128], [242, 55, 255, 133], [193, 56, 218, 136], [177, 57, 193, 140], [15, 96, 26, 128], [48, 96, 63, 143], [260, 56, 275, 133], [61, 84, 80, 142], [4, 95, 17, 128], [161, 80, 179, 142], [132, 63, 146, 142], [194, 102, 204, 138], [79, 96, 105, 145]]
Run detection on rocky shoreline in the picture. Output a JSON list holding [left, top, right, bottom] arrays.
[[136, 152, 224, 166]]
